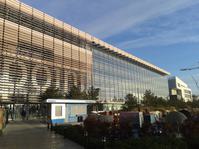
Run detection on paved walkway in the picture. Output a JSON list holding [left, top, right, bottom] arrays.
[[0, 120, 83, 149]]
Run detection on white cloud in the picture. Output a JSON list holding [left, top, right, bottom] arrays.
[[83, 0, 199, 39], [115, 5, 199, 49], [117, 24, 199, 49]]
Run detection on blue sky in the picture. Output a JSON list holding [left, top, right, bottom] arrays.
[[21, 0, 199, 94]]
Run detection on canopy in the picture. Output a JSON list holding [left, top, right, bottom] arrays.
[[46, 99, 96, 104]]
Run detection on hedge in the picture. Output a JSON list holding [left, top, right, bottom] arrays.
[[53, 125, 192, 149]]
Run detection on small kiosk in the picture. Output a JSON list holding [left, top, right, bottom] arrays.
[[46, 99, 96, 125]]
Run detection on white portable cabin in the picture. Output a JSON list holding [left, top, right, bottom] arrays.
[[46, 99, 96, 124]]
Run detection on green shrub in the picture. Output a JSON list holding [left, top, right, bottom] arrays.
[[108, 137, 187, 149], [54, 125, 189, 149], [186, 136, 199, 149], [54, 125, 107, 148]]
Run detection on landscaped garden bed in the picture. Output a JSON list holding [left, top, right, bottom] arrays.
[[53, 124, 193, 149]]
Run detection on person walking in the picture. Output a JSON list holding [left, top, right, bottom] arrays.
[[21, 109, 26, 120], [5, 107, 9, 124], [9, 108, 14, 121]]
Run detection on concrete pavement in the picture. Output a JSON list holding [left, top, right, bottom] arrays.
[[0, 120, 83, 149]]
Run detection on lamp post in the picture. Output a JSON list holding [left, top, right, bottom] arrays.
[[102, 136, 106, 149], [137, 88, 141, 111], [137, 88, 140, 104], [84, 130, 88, 149]]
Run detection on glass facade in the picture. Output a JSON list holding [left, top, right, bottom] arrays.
[[0, 0, 169, 103], [93, 48, 169, 101]]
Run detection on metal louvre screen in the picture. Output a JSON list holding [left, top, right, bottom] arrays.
[[0, 0, 92, 103]]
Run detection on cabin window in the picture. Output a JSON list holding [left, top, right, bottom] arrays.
[[55, 106, 62, 116]]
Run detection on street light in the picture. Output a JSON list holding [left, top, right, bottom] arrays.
[[137, 88, 141, 111], [84, 130, 88, 149], [102, 136, 106, 149]]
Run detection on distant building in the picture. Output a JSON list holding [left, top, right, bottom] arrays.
[[192, 95, 199, 101], [168, 76, 192, 102]]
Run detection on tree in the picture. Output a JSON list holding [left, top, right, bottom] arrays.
[[139, 90, 199, 109], [66, 86, 83, 99], [122, 94, 138, 111], [65, 85, 100, 100], [80, 86, 100, 100], [142, 90, 168, 107], [142, 90, 156, 106], [84, 86, 100, 112], [167, 98, 187, 109], [40, 87, 64, 101], [156, 97, 168, 107], [86, 86, 100, 100], [190, 99, 199, 108]]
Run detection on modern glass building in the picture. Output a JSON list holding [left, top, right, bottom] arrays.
[[0, 0, 169, 103]]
